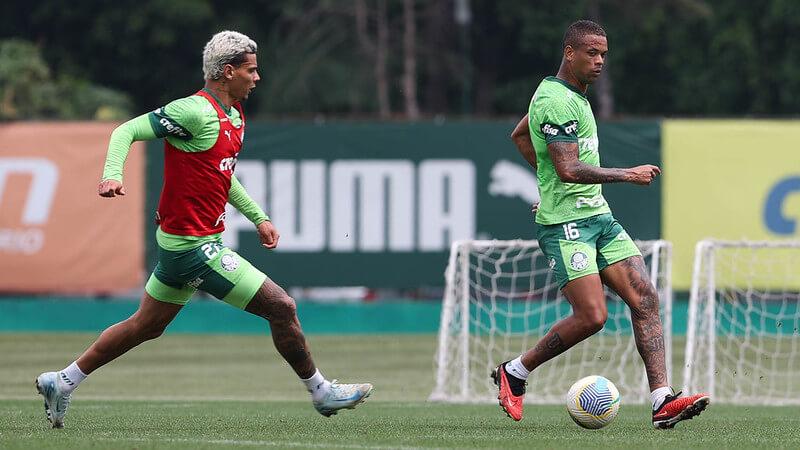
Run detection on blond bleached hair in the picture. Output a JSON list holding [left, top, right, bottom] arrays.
[[202, 30, 258, 81]]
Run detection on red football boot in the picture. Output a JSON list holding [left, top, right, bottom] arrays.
[[490, 362, 525, 421], [652, 391, 710, 429]]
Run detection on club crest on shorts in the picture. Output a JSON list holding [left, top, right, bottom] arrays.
[[570, 251, 589, 271], [220, 254, 239, 272], [548, 257, 556, 270]]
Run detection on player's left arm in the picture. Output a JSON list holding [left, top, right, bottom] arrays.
[[228, 175, 279, 249], [510, 114, 537, 169]]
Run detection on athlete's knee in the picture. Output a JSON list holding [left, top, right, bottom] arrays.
[[576, 304, 608, 333], [270, 294, 297, 322], [128, 313, 169, 341]]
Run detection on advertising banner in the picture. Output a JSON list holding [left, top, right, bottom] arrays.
[[0, 123, 144, 293], [146, 121, 660, 288], [663, 120, 800, 289]]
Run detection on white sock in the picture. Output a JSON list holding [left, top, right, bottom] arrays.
[[301, 369, 331, 402], [505, 356, 530, 381], [58, 362, 87, 393], [651, 386, 673, 411]]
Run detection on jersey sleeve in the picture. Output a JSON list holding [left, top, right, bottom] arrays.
[[228, 175, 270, 225], [147, 96, 206, 141], [536, 97, 579, 144], [102, 113, 157, 182]]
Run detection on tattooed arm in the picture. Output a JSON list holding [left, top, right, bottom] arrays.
[[547, 141, 661, 185]]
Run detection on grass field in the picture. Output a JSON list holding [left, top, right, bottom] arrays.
[[1, 333, 799, 449]]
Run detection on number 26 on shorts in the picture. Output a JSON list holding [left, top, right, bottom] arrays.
[[563, 222, 580, 240]]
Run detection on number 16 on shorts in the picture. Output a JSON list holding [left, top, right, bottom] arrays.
[[563, 222, 580, 240]]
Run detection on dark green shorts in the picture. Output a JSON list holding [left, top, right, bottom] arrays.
[[144, 240, 267, 309], [537, 213, 641, 290]]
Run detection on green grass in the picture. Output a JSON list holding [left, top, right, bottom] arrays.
[[1, 333, 798, 449]]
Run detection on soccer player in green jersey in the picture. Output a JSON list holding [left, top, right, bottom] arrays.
[[492, 20, 709, 428], [35, 31, 372, 429]]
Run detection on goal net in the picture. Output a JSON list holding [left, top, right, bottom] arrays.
[[430, 239, 672, 404], [683, 240, 800, 405]]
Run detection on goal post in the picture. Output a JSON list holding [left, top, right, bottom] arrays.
[[683, 239, 800, 405], [430, 239, 673, 404]]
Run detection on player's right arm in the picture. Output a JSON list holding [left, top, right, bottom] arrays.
[[98, 114, 156, 197], [547, 141, 660, 185], [99, 98, 205, 197], [511, 114, 537, 169]]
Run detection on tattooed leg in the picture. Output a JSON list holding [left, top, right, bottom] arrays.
[[245, 279, 316, 379], [601, 256, 668, 390], [521, 274, 608, 371]]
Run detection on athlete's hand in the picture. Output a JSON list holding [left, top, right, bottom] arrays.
[[98, 179, 126, 197], [625, 165, 661, 185], [531, 201, 540, 214], [257, 220, 280, 250]]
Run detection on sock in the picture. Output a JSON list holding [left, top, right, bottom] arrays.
[[301, 369, 331, 402], [58, 361, 87, 393], [505, 356, 530, 381], [651, 386, 673, 411]]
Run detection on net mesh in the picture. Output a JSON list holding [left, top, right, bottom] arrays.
[[431, 240, 672, 404], [683, 240, 800, 405]]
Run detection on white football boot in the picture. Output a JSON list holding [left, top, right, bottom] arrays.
[[35, 371, 72, 429], [312, 380, 373, 417]]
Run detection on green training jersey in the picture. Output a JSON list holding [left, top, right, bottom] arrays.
[[149, 89, 242, 152], [528, 76, 611, 225], [101, 89, 267, 252]]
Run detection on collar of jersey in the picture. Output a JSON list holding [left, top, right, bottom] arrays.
[[545, 76, 587, 99], [201, 88, 233, 115]]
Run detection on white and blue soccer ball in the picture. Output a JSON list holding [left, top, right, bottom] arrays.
[[566, 375, 620, 429]]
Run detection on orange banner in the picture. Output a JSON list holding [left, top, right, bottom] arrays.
[[0, 123, 144, 294]]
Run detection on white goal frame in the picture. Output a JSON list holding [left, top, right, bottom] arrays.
[[430, 239, 672, 404], [683, 239, 800, 405]]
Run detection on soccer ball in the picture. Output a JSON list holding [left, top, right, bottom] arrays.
[[566, 375, 620, 429]]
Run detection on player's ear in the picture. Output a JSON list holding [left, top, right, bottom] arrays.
[[564, 45, 574, 62], [224, 64, 235, 80]]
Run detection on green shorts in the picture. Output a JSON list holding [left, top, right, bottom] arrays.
[[145, 239, 267, 309], [537, 213, 641, 290]]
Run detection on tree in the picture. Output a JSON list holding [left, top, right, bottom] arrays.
[[0, 39, 130, 120]]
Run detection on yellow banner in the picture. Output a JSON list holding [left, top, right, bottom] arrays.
[[663, 120, 800, 289]]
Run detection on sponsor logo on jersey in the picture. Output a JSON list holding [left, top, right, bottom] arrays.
[[542, 124, 559, 136], [159, 118, 190, 138], [214, 212, 226, 227], [153, 109, 191, 139], [576, 195, 606, 209], [219, 156, 238, 172], [578, 136, 599, 153], [563, 121, 578, 135], [220, 253, 239, 272], [570, 251, 590, 271], [540, 121, 578, 139]]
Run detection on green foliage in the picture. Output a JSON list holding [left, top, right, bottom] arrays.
[[0, 39, 131, 120], [1, 0, 798, 118]]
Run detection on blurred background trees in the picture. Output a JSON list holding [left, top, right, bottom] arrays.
[[1, 0, 798, 120]]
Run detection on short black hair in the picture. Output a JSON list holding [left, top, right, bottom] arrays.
[[563, 20, 606, 49]]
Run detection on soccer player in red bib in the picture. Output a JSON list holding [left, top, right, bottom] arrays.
[[36, 31, 372, 429]]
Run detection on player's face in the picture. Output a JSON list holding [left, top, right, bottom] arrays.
[[568, 35, 608, 85], [228, 53, 260, 101]]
